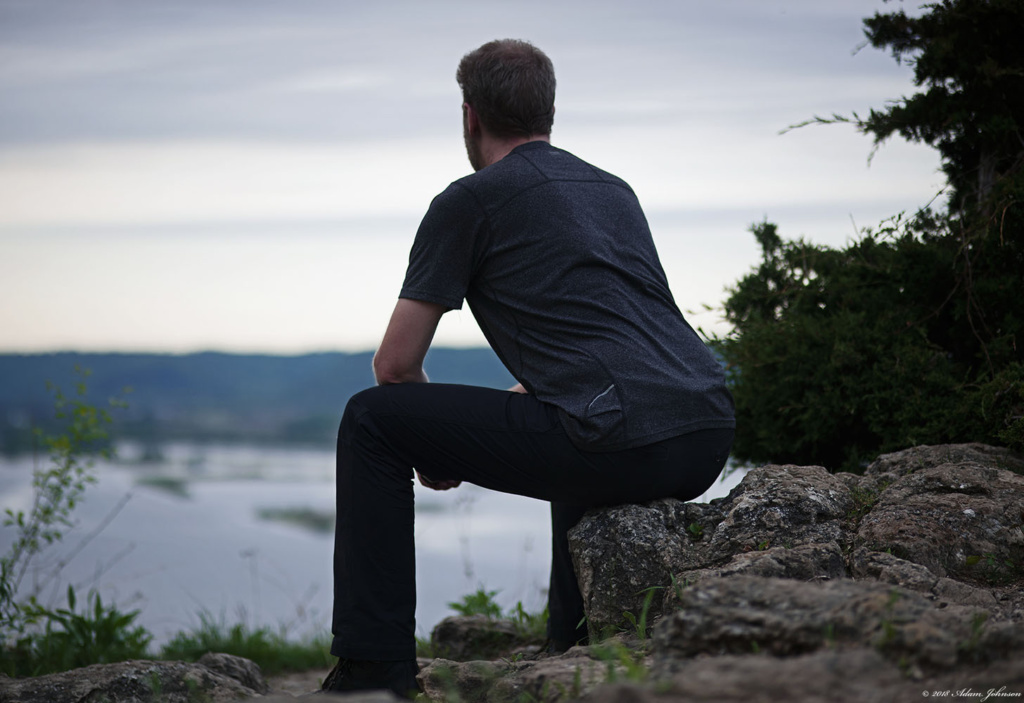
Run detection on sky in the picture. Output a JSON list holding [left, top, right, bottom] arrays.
[[0, 0, 945, 354]]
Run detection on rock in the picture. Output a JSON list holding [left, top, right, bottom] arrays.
[[198, 652, 269, 694], [568, 499, 720, 638], [652, 575, 1000, 671], [419, 637, 646, 703], [675, 541, 846, 586], [851, 547, 1000, 608], [0, 657, 265, 703], [702, 464, 853, 557], [584, 650, 1024, 703], [430, 615, 527, 661], [419, 658, 508, 702], [855, 457, 1024, 579], [599, 648, 906, 703], [865, 443, 1024, 477], [569, 464, 854, 637], [420, 443, 1024, 703]]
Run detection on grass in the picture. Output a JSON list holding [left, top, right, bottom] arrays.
[[8, 585, 550, 679], [159, 612, 332, 676]]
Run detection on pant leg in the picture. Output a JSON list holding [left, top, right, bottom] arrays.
[[547, 502, 589, 644], [331, 382, 733, 660], [332, 383, 585, 660]]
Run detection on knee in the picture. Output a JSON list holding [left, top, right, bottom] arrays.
[[338, 386, 388, 441]]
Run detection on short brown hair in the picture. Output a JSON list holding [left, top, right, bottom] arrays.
[[456, 39, 555, 138]]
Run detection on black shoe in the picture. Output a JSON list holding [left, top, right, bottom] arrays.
[[321, 658, 420, 698]]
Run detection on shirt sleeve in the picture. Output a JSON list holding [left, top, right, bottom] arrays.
[[399, 182, 484, 310]]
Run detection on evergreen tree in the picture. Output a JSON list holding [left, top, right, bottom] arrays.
[[721, 0, 1024, 472]]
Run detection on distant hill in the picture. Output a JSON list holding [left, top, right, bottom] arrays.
[[0, 349, 516, 452]]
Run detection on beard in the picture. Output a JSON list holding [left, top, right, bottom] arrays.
[[463, 119, 485, 172]]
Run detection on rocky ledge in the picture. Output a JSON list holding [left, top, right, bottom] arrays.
[[3, 443, 1022, 703], [422, 443, 1024, 702]]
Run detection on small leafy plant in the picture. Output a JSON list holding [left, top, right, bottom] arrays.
[[621, 586, 660, 641], [4, 586, 151, 676], [0, 369, 140, 676], [447, 587, 504, 619]]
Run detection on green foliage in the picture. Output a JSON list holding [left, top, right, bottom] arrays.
[[447, 587, 504, 619], [445, 587, 549, 643], [846, 479, 891, 525], [1, 368, 126, 643], [2, 586, 151, 677], [506, 600, 548, 642], [859, 0, 1024, 210], [621, 587, 660, 642], [159, 612, 332, 676], [721, 217, 1023, 471], [721, 0, 1024, 472], [415, 634, 436, 659], [590, 640, 648, 684]]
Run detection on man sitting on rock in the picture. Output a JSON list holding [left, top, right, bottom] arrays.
[[323, 38, 736, 697]]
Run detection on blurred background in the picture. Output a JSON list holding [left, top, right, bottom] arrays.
[[1, 0, 942, 352], [1, 0, 942, 647]]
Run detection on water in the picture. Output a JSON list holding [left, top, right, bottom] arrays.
[[0, 441, 744, 646]]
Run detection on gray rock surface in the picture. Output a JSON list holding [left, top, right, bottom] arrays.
[[864, 443, 1024, 477], [430, 614, 529, 661], [198, 652, 269, 695], [570, 445, 1024, 638], [569, 464, 855, 637], [855, 457, 1024, 578], [584, 650, 1024, 703], [0, 656, 265, 703], [652, 575, 1003, 671], [418, 636, 646, 703]]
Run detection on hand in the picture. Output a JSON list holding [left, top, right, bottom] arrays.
[[509, 383, 528, 394], [416, 470, 461, 491]]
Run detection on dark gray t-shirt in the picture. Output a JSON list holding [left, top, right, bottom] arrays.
[[401, 141, 735, 451]]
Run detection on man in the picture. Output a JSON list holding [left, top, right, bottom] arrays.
[[323, 39, 735, 696]]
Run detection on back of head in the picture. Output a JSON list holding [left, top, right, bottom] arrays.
[[457, 39, 556, 139]]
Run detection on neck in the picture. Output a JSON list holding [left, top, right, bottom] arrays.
[[479, 133, 550, 168]]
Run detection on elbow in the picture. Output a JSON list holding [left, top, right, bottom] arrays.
[[372, 353, 419, 385]]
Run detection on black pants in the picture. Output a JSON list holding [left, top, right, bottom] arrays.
[[331, 383, 732, 660]]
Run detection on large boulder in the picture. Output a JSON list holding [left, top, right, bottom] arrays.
[[0, 654, 267, 703], [410, 444, 1024, 703], [568, 464, 855, 637], [569, 444, 1024, 638]]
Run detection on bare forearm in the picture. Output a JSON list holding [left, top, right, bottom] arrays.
[[374, 361, 429, 385], [372, 299, 445, 385]]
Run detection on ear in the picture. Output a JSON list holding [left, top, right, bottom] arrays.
[[463, 102, 481, 136]]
